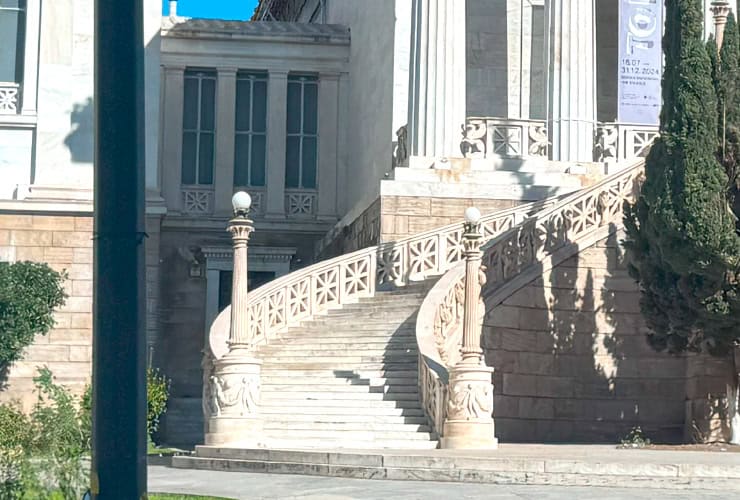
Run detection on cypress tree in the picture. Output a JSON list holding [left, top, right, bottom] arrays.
[[623, 0, 740, 354]]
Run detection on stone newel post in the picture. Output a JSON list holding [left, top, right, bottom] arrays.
[[204, 191, 264, 446], [441, 207, 498, 449], [711, 1, 732, 50]]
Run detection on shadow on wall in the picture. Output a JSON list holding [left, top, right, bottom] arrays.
[[483, 222, 686, 444], [64, 97, 94, 163]]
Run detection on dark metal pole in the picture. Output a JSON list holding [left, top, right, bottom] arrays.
[[92, 0, 147, 497]]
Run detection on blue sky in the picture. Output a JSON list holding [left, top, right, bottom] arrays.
[[162, 0, 259, 20]]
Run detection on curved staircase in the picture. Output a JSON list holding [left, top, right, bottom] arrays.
[[257, 281, 437, 449]]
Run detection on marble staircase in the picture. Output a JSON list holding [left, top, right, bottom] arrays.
[[254, 281, 438, 449]]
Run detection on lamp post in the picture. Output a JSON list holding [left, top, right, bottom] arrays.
[[204, 192, 264, 446], [441, 207, 498, 449], [712, 1, 732, 49]]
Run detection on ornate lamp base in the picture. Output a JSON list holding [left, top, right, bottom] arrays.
[[204, 350, 264, 446], [441, 364, 498, 449]]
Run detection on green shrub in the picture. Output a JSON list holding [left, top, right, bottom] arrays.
[[147, 367, 171, 442], [0, 262, 67, 368]]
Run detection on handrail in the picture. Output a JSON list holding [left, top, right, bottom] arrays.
[[208, 197, 560, 359], [414, 158, 647, 437]]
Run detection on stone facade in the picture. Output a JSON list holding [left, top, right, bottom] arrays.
[[0, 213, 93, 411], [483, 230, 687, 443]]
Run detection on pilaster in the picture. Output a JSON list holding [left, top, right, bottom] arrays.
[[317, 72, 340, 221], [214, 68, 238, 215], [265, 70, 289, 219], [546, 0, 596, 162], [407, 0, 467, 159], [161, 65, 186, 211]]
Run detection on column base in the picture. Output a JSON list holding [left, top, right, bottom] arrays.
[[203, 351, 263, 446], [441, 363, 498, 449]]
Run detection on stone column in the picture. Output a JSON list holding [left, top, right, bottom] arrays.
[[545, 0, 596, 162], [205, 193, 263, 446], [214, 68, 238, 215], [265, 70, 289, 219], [442, 207, 497, 449], [711, 1, 732, 49], [317, 72, 340, 221], [161, 65, 186, 211], [407, 0, 467, 162]]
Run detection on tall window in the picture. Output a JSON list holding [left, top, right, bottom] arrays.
[[0, 0, 25, 86], [234, 72, 267, 187], [182, 69, 216, 185], [285, 74, 318, 189]]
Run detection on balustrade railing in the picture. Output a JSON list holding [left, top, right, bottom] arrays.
[[461, 117, 659, 164], [415, 158, 647, 437], [207, 198, 558, 360]]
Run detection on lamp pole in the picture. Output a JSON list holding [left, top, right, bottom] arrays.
[[203, 192, 264, 447], [441, 207, 498, 449]]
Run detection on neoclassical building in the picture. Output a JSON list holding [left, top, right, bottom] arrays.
[[0, 0, 736, 447]]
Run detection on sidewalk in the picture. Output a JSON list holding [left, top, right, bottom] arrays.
[[169, 443, 740, 492]]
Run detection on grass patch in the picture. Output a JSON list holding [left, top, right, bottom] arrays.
[[150, 495, 235, 500]]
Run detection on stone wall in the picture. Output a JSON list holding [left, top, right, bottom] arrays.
[[0, 212, 93, 411], [684, 352, 737, 443], [483, 229, 687, 443], [380, 196, 520, 242]]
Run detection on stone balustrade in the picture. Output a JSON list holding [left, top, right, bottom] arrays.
[[415, 157, 647, 438], [0, 83, 20, 114], [460, 117, 659, 164], [207, 199, 557, 361]]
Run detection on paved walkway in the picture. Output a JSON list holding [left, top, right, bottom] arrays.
[[148, 465, 728, 500]]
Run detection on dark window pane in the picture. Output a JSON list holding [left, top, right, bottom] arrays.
[[0, 2, 24, 83], [301, 137, 317, 189], [252, 80, 267, 133], [285, 136, 300, 188], [250, 134, 266, 186], [286, 82, 301, 134], [218, 271, 232, 311], [183, 77, 199, 130], [198, 132, 214, 184], [235, 79, 252, 132], [303, 83, 318, 135], [200, 78, 216, 131], [233, 134, 250, 186], [181, 131, 197, 184]]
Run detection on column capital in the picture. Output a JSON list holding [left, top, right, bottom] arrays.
[[217, 67, 239, 77], [163, 64, 186, 74]]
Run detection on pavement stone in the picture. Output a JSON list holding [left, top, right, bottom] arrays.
[[148, 465, 730, 500]]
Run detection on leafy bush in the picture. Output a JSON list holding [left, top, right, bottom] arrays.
[[147, 367, 171, 442], [0, 262, 67, 367]]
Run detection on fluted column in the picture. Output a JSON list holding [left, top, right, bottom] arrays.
[[441, 208, 497, 449], [546, 0, 596, 162], [227, 214, 253, 349], [205, 192, 263, 446], [712, 1, 732, 49], [407, 0, 466, 160]]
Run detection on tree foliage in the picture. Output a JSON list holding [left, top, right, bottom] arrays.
[[0, 262, 67, 368], [623, 0, 740, 355]]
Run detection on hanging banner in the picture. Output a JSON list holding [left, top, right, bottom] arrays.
[[618, 0, 663, 125]]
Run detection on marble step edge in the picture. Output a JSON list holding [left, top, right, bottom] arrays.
[[171, 453, 740, 491]]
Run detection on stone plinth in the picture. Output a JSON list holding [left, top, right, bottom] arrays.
[[204, 352, 264, 446], [442, 365, 498, 449]]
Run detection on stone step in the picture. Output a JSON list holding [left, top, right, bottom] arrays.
[[261, 354, 417, 363], [258, 405, 425, 416], [261, 438, 439, 450], [261, 362, 418, 371], [260, 369, 418, 379], [260, 413, 428, 425], [260, 398, 421, 409], [262, 384, 418, 394], [296, 320, 414, 329], [258, 347, 416, 357], [261, 429, 435, 441], [277, 330, 415, 338], [261, 389, 421, 401], [263, 421, 431, 433], [324, 305, 420, 314], [260, 341, 416, 351], [260, 375, 417, 386]]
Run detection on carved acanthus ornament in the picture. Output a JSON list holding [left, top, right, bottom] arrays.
[[460, 120, 487, 158]]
